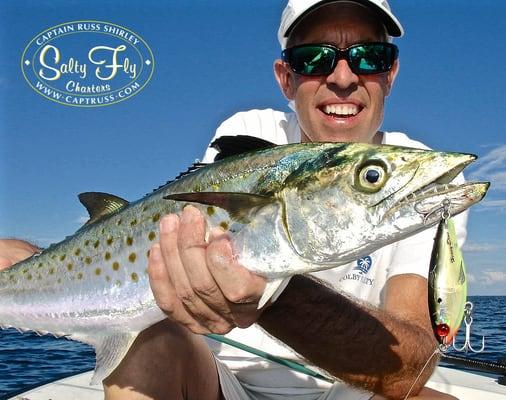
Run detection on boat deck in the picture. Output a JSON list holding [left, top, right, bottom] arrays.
[[7, 365, 506, 400]]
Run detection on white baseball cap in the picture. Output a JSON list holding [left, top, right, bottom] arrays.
[[278, 0, 404, 49]]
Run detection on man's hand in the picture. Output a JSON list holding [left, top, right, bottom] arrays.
[[148, 205, 267, 334], [0, 239, 39, 270]]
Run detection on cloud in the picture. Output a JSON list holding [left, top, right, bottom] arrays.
[[480, 270, 506, 285], [474, 199, 506, 212], [468, 144, 506, 191], [75, 215, 89, 224], [463, 242, 506, 252]]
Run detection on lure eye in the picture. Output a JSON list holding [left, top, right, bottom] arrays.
[[356, 162, 388, 192]]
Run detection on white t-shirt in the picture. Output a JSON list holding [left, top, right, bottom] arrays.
[[202, 108, 468, 391]]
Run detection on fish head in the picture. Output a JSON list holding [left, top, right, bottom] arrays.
[[278, 143, 489, 265]]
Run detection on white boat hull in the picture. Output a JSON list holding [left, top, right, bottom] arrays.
[[8, 365, 506, 399]]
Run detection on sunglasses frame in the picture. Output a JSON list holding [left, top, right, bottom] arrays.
[[282, 42, 399, 76]]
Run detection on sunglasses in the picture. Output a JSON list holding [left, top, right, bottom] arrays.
[[282, 42, 399, 76]]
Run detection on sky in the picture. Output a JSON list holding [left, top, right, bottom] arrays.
[[0, 0, 505, 295]]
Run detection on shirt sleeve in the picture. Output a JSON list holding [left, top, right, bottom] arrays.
[[201, 109, 297, 163]]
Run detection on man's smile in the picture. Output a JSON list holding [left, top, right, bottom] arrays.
[[320, 103, 362, 118]]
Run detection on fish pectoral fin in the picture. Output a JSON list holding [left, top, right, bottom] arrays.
[[78, 192, 130, 227], [74, 331, 139, 385], [164, 192, 274, 222], [258, 277, 291, 309]]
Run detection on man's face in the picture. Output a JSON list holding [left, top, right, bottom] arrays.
[[274, 3, 399, 144]]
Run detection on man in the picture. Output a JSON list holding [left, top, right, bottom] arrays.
[[1, 1, 463, 399], [104, 1, 464, 399]]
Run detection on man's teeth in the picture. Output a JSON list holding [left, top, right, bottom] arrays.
[[323, 104, 359, 116]]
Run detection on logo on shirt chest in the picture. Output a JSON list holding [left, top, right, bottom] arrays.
[[339, 256, 375, 286]]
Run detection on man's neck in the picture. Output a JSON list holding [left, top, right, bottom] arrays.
[[300, 131, 384, 144]]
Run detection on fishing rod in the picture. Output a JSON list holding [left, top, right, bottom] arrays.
[[207, 334, 506, 386], [206, 334, 334, 383], [440, 353, 506, 385]]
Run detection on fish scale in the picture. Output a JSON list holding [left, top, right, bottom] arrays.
[[0, 136, 489, 385]]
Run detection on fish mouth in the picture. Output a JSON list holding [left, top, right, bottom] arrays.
[[386, 153, 489, 221]]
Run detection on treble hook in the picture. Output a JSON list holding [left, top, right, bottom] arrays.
[[416, 198, 452, 226], [452, 301, 486, 353]]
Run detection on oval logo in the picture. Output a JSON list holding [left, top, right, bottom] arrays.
[[21, 21, 154, 107]]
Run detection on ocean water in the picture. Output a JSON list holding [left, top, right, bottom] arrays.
[[0, 296, 505, 398]]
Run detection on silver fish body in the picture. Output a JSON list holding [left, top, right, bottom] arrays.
[[0, 139, 489, 383]]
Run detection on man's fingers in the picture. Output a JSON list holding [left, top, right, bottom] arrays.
[[207, 228, 266, 304], [148, 243, 209, 334], [159, 210, 232, 333], [0, 256, 13, 270]]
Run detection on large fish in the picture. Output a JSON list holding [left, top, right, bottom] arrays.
[[0, 136, 489, 384]]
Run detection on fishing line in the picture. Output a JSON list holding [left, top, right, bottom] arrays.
[[402, 346, 441, 400]]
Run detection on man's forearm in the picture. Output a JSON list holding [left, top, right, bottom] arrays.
[[258, 275, 438, 399]]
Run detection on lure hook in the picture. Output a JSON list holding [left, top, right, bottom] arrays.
[[416, 198, 452, 226], [452, 301, 486, 353]]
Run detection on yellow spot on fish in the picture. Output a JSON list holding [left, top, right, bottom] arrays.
[[207, 206, 215, 216], [51, 254, 56, 260], [38, 263, 43, 269], [112, 262, 120, 271], [67, 263, 73, 271], [60, 254, 66, 261], [9, 275, 15, 281], [95, 268, 102, 276], [148, 231, 156, 241], [84, 257, 92, 265], [107, 237, 113, 245], [130, 219, 137, 226], [115, 280, 122, 287], [93, 240, 100, 248], [152, 213, 160, 223], [22, 269, 28, 274], [49, 268, 55, 275], [117, 219, 123, 226], [77, 272, 83, 280], [104, 252, 111, 261], [129, 253, 137, 263], [74, 248, 81, 256], [84, 240, 90, 246], [142, 205, 149, 212], [146, 249, 150, 258], [101, 228, 105, 235], [220, 221, 229, 230], [126, 237, 133, 246], [27, 274, 32, 280], [131, 272, 139, 282]]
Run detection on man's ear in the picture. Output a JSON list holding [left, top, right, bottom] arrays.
[[385, 58, 399, 96], [274, 59, 296, 100]]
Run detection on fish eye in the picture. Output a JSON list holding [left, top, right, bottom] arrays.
[[356, 162, 388, 192]]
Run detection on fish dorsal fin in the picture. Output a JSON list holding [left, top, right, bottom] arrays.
[[78, 192, 129, 226], [211, 135, 276, 161], [164, 192, 274, 222]]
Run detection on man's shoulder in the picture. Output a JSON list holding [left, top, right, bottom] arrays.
[[216, 108, 300, 144], [382, 131, 431, 150]]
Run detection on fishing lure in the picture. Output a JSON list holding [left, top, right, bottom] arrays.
[[428, 210, 467, 349]]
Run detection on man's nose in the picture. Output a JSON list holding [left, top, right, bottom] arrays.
[[326, 59, 359, 89]]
